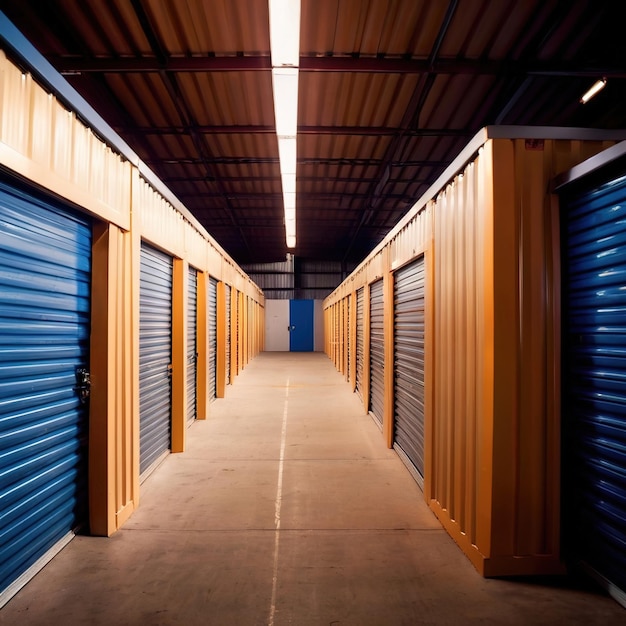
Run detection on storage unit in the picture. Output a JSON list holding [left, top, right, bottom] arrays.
[[369, 279, 384, 428], [225, 284, 231, 385], [208, 277, 218, 401], [393, 258, 426, 483], [187, 267, 197, 424], [0, 31, 265, 604], [556, 144, 626, 606], [139, 243, 173, 477], [0, 178, 91, 600], [355, 287, 364, 401], [343, 296, 354, 381], [324, 127, 626, 577]]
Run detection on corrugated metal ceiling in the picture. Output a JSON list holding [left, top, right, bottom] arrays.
[[1, 0, 625, 265]]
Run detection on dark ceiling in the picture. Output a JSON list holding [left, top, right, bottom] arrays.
[[1, 0, 625, 266]]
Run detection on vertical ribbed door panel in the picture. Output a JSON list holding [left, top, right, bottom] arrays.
[[562, 174, 626, 598], [225, 285, 231, 385], [369, 279, 384, 427], [356, 287, 364, 401], [208, 277, 217, 401], [187, 267, 197, 424], [0, 180, 91, 600], [346, 297, 351, 380], [393, 258, 426, 479], [139, 243, 172, 476]]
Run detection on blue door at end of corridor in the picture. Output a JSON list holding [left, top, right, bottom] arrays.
[[289, 299, 314, 351]]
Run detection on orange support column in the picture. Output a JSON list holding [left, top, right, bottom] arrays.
[[89, 221, 136, 536], [171, 257, 187, 453]]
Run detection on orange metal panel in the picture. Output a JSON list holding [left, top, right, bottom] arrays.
[[170, 258, 187, 454]]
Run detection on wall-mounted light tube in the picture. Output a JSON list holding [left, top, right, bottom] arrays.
[[580, 78, 606, 104]]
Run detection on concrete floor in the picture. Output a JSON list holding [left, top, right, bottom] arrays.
[[1, 352, 624, 625]]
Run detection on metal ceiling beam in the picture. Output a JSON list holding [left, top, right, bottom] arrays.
[[118, 124, 470, 137], [176, 190, 416, 202], [163, 174, 430, 185], [51, 55, 626, 78], [149, 157, 448, 167]]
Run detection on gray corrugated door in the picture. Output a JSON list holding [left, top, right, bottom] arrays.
[[233, 293, 238, 376], [208, 277, 217, 401], [139, 243, 172, 476], [0, 179, 91, 600], [346, 297, 351, 379], [393, 258, 425, 480], [187, 267, 197, 424], [562, 173, 626, 600], [356, 287, 364, 400], [225, 285, 231, 385], [369, 279, 384, 427]]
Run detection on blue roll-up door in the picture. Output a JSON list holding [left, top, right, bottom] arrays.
[[369, 279, 384, 428], [139, 243, 172, 477], [0, 179, 91, 603], [187, 267, 197, 424], [393, 258, 425, 483], [562, 172, 626, 601], [208, 277, 217, 401]]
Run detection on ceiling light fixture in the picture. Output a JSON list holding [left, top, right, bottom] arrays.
[[269, 0, 301, 249], [580, 78, 607, 104]]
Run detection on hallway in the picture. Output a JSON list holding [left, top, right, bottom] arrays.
[[0, 352, 623, 625]]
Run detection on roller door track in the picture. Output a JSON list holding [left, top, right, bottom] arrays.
[[393, 258, 425, 483], [139, 244, 173, 477], [369, 279, 384, 427], [562, 173, 626, 605], [187, 267, 197, 424], [0, 180, 91, 605]]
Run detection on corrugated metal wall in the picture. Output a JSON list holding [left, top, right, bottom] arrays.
[[323, 128, 622, 577], [0, 39, 266, 603]]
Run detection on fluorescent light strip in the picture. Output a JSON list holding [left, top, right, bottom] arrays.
[[580, 78, 606, 104], [269, 0, 300, 249]]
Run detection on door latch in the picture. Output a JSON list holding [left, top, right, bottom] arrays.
[[74, 368, 91, 404]]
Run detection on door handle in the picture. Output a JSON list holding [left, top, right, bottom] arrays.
[[74, 368, 91, 404]]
